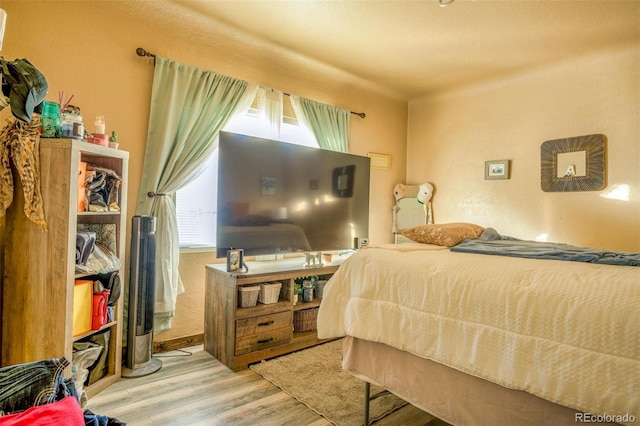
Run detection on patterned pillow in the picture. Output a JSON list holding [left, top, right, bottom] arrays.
[[0, 357, 72, 415], [400, 222, 485, 247]]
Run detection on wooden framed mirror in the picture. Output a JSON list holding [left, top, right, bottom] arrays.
[[540, 134, 606, 192]]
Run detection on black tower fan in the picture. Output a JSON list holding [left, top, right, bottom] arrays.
[[122, 215, 162, 377]]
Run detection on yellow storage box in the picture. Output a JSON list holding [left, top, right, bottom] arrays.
[[73, 279, 93, 337]]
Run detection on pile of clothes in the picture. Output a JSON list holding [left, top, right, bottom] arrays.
[[82, 164, 123, 212]]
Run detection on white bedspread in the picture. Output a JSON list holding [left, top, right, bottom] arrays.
[[317, 243, 640, 423]]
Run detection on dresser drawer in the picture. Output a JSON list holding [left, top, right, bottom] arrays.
[[236, 327, 293, 356], [235, 311, 292, 355], [236, 311, 292, 336], [235, 325, 292, 355], [235, 311, 293, 355]]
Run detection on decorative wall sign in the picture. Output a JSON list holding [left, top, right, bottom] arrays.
[[368, 152, 391, 170], [541, 134, 606, 192], [484, 159, 510, 180]]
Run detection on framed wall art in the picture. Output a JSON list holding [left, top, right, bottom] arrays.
[[485, 159, 510, 180], [226, 248, 244, 272], [261, 176, 276, 195], [540, 134, 606, 192]]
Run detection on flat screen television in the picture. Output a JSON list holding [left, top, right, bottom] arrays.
[[216, 131, 370, 258]]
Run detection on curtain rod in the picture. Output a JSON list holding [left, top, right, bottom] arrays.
[[136, 47, 366, 118]]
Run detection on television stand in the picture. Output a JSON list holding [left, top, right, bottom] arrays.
[[204, 254, 350, 371]]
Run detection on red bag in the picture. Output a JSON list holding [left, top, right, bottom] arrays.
[[91, 290, 110, 330]]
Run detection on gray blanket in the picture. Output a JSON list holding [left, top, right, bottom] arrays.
[[451, 228, 640, 266]]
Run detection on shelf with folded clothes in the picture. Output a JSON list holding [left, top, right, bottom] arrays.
[[75, 230, 122, 275], [78, 157, 125, 215], [72, 142, 128, 400], [2, 138, 129, 403]]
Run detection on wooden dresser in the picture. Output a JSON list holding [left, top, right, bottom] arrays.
[[204, 255, 348, 371]]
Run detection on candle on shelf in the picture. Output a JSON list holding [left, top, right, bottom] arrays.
[[94, 115, 106, 134]]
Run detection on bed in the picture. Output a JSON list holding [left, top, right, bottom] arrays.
[[317, 231, 639, 425]]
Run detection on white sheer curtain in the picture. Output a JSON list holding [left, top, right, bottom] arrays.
[[257, 87, 283, 139]]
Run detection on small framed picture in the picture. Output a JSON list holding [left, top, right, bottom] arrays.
[[485, 160, 510, 180], [261, 176, 276, 195], [226, 248, 244, 272]]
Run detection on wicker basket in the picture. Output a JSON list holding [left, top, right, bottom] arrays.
[[293, 307, 319, 332], [238, 286, 260, 308], [258, 282, 281, 304]]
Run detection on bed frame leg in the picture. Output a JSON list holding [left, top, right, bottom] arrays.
[[363, 380, 393, 425], [363, 381, 371, 426]]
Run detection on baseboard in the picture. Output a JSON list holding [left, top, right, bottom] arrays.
[[153, 333, 204, 353]]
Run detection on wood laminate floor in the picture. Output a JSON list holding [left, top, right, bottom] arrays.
[[87, 345, 441, 426]]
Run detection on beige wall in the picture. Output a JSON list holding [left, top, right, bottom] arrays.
[[407, 44, 639, 252], [0, 1, 407, 343]]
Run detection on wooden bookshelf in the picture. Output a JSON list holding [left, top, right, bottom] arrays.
[[1, 139, 128, 397]]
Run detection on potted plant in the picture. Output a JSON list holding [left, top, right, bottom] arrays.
[[293, 283, 302, 305]]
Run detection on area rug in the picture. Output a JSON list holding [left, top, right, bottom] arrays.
[[249, 339, 407, 426]]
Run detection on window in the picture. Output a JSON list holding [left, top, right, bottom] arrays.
[[176, 96, 317, 248], [175, 150, 218, 248]]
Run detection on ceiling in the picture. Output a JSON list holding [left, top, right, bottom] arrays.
[[158, 1, 638, 101]]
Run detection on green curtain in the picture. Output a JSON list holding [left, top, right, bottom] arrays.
[[290, 96, 350, 153], [136, 56, 254, 332]]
